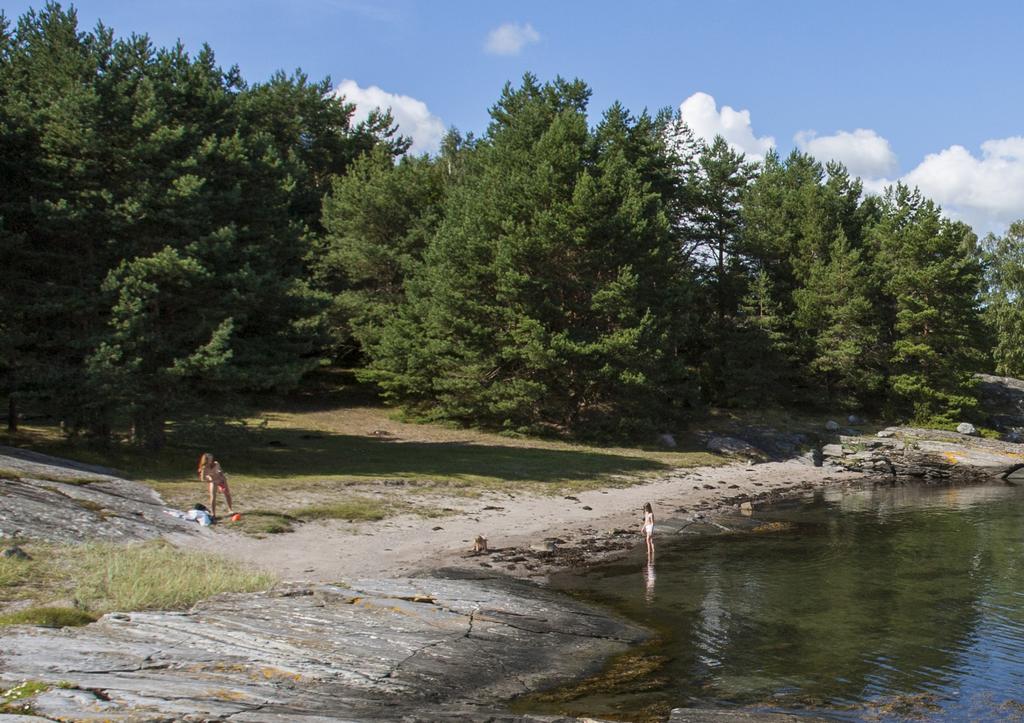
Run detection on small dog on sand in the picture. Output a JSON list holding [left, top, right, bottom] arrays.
[[473, 535, 488, 553]]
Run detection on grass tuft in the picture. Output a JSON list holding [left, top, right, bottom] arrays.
[[0, 606, 97, 628]]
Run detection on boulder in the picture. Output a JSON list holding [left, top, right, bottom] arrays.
[[956, 422, 978, 436], [847, 414, 865, 425], [821, 444, 844, 458], [657, 432, 677, 448], [825, 420, 840, 432]]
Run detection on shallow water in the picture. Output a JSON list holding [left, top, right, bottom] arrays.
[[543, 483, 1024, 721]]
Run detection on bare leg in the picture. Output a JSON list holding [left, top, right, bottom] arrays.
[[223, 485, 234, 514], [208, 482, 217, 518]]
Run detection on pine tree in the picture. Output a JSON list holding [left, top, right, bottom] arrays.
[[693, 136, 757, 324], [869, 185, 985, 422], [363, 76, 691, 434], [794, 229, 882, 405], [982, 221, 1024, 376], [714, 270, 792, 406], [315, 144, 446, 359]]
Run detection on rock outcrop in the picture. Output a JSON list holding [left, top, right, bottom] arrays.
[[0, 446, 200, 543], [821, 427, 1024, 482], [0, 576, 645, 721], [977, 373, 1024, 434]]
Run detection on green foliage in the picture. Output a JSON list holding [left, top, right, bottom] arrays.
[[713, 270, 794, 406], [361, 76, 694, 435], [983, 221, 1024, 376], [794, 229, 883, 406], [0, 4, 397, 447], [868, 186, 985, 422], [315, 144, 447, 358], [0, 4, 999, 438]]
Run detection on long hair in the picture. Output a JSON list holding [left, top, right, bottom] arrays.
[[643, 502, 653, 514], [198, 452, 214, 476]]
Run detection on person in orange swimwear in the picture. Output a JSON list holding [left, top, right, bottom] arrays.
[[198, 452, 234, 519]]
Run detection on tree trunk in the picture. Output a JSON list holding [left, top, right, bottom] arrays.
[[133, 407, 166, 451], [6, 395, 16, 434]]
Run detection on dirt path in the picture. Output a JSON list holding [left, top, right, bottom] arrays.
[[184, 459, 863, 583]]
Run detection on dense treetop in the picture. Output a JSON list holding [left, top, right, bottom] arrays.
[[1, 4, 1016, 447]]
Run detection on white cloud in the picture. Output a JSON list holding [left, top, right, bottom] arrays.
[[678, 92, 775, 160], [795, 128, 898, 179], [333, 79, 445, 155], [900, 138, 1024, 235], [485, 22, 540, 56], [670, 90, 1024, 236]]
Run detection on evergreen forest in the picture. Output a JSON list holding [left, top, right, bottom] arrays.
[[4, 4, 1024, 449]]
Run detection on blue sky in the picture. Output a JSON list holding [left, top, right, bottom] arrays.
[[5, 0, 1024, 234]]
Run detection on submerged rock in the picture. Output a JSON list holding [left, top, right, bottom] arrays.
[[0, 577, 645, 721]]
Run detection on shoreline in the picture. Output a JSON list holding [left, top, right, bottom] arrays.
[[186, 458, 869, 585]]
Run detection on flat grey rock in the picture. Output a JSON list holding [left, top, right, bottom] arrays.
[[0, 447, 199, 543], [0, 577, 645, 721]]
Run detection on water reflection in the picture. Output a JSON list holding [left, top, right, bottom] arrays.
[[643, 561, 656, 604], [546, 482, 1024, 720]]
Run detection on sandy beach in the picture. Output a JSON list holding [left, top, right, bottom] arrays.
[[186, 458, 864, 583]]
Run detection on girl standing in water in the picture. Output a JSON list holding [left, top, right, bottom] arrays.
[[641, 502, 655, 559], [198, 452, 234, 519]]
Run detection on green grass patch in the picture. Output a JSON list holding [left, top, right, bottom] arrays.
[[68, 541, 275, 612], [293, 497, 389, 522], [0, 555, 35, 592], [236, 511, 299, 535], [0, 540, 276, 617], [1, 679, 50, 715], [0, 606, 97, 628]]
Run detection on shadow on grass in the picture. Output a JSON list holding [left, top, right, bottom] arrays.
[[182, 426, 674, 484], [14, 424, 678, 486]]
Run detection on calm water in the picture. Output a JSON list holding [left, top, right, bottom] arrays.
[[543, 483, 1024, 721]]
